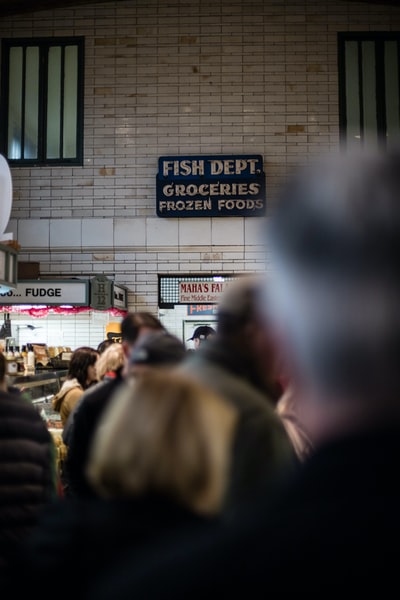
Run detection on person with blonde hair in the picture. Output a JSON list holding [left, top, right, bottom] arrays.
[[88, 370, 237, 514], [10, 369, 237, 597], [94, 342, 125, 381], [61, 342, 125, 448]]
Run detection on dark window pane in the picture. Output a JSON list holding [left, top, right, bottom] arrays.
[[8, 47, 23, 159], [47, 46, 62, 159], [339, 33, 400, 150], [63, 45, 78, 158], [1, 37, 84, 166], [24, 46, 39, 159]]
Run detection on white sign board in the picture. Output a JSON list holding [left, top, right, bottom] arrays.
[[0, 280, 89, 305], [179, 281, 230, 304]]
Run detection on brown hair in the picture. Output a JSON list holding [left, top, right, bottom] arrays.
[[120, 312, 165, 345], [87, 370, 237, 515], [67, 346, 98, 389]]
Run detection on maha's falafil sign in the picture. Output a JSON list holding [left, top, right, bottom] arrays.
[[156, 155, 266, 217], [179, 280, 230, 303]]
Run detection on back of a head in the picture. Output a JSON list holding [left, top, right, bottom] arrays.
[[217, 275, 267, 338], [96, 343, 125, 380], [67, 346, 98, 387], [86, 370, 237, 514], [120, 312, 165, 346], [128, 331, 187, 371], [267, 145, 400, 402], [96, 339, 115, 355]]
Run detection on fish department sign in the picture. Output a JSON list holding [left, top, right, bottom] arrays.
[[156, 154, 266, 217]]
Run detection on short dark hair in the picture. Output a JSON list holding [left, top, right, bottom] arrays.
[[120, 312, 165, 345], [216, 276, 266, 337]]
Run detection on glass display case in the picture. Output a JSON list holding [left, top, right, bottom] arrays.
[[9, 370, 68, 429], [8, 370, 70, 483]]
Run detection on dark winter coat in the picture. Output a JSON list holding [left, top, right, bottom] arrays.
[[178, 338, 298, 518], [64, 368, 124, 498], [82, 423, 400, 598], [8, 493, 220, 600], [0, 389, 57, 574]]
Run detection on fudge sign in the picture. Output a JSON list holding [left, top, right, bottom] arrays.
[[0, 280, 89, 305], [156, 155, 266, 217]]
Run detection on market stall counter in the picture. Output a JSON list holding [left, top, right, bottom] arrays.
[[8, 370, 69, 477]]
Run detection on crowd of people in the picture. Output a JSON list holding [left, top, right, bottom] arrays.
[[2, 144, 400, 596]]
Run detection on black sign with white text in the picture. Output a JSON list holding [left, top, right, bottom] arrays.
[[156, 155, 266, 217]]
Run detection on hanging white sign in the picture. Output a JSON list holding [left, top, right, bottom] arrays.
[[0, 280, 89, 305]]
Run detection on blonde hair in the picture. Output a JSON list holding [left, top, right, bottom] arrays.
[[95, 343, 125, 380], [87, 370, 237, 515]]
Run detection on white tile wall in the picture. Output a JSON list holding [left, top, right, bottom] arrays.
[[50, 219, 81, 248], [211, 218, 244, 246], [1, 0, 400, 344], [179, 220, 212, 246], [6, 311, 114, 352]]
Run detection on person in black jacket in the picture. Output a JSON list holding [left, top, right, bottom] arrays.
[[178, 274, 298, 518], [0, 351, 57, 579], [64, 311, 165, 498]]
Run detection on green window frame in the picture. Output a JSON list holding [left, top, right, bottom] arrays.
[[0, 36, 84, 166], [338, 32, 400, 150]]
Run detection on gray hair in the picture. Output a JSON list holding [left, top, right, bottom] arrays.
[[266, 145, 400, 401]]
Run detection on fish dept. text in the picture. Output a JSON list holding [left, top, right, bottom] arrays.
[[161, 157, 261, 177]]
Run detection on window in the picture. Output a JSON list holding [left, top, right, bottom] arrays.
[[338, 32, 400, 150], [0, 37, 84, 166]]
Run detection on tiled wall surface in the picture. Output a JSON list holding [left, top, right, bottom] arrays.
[[1, 0, 400, 346], [6, 311, 112, 351]]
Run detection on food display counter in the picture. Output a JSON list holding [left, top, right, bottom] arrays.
[[9, 370, 68, 424]]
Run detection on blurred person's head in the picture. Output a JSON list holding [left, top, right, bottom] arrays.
[[96, 339, 115, 355], [95, 343, 125, 380], [266, 145, 400, 439], [67, 346, 99, 389], [187, 325, 216, 350], [215, 275, 283, 400], [86, 370, 237, 515], [128, 331, 186, 376], [120, 312, 165, 358]]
